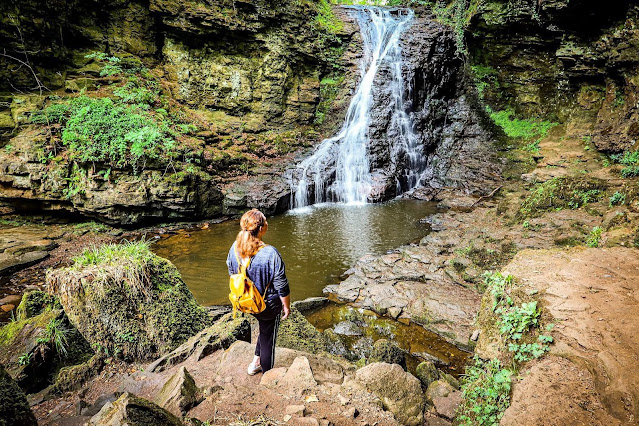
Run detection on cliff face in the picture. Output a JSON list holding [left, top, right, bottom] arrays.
[[0, 0, 354, 223], [469, 0, 639, 152]]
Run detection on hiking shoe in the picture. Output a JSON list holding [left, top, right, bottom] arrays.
[[247, 361, 262, 376]]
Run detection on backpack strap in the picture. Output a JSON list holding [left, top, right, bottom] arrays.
[[234, 244, 266, 274], [234, 244, 271, 298]]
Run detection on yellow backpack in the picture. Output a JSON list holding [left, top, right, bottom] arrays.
[[229, 245, 268, 318]]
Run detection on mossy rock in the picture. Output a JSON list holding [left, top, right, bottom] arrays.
[[46, 242, 211, 361], [0, 362, 37, 426], [15, 290, 61, 321], [415, 360, 439, 388], [0, 308, 93, 394], [50, 354, 103, 395], [369, 339, 406, 370], [276, 307, 326, 354]]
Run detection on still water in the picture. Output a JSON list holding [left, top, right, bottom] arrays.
[[153, 200, 438, 306]]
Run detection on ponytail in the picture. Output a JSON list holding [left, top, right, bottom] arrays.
[[235, 209, 267, 258]]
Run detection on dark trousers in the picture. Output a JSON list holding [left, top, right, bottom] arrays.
[[253, 307, 281, 372]]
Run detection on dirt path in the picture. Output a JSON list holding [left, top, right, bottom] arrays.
[[500, 247, 639, 425]]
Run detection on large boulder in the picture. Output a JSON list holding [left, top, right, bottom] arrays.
[[47, 242, 211, 361], [355, 362, 425, 426], [0, 362, 37, 426], [89, 392, 183, 426]]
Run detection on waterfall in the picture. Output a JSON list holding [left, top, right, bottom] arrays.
[[290, 7, 423, 209]]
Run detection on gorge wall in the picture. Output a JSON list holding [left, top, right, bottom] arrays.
[[1, 1, 637, 224], [0, 0, 355, 223], [468, 0, 639, 153]]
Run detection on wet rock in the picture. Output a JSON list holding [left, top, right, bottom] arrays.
[[415, 361, 439, 388], [333, 320, 363, 336], [0, 362, 38, 426], [425, 380, 454, 404], [88, 392, 183, 426], [47, 247, 211, 362], [154, 366, 202, 416], [355, 362, 424, 426], [323, 329, 348, 357], [148, 314, 250, 373], [326, 247, 481, 348], [368, 339, 406, 370], [440, 373, 460, 390], [292, 297, 330, 313]]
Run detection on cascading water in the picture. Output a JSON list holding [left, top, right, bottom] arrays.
[[290, 7, 425, 208]]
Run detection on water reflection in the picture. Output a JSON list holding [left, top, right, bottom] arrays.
[[153, 200, 438, 306]]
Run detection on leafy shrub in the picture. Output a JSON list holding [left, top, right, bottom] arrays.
[[483, 272, 554, 363], [38, 96, 176, 170], [458, 357, 512, 426], [586, 226, 602, 248], [610, 151, 639, 177], [609, 191, 626, 207]]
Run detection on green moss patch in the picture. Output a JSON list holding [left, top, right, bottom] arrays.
[[276, 307, 326, 354]]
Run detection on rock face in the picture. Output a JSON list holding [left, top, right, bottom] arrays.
[[288, 13, 500, 205], [469, 1, 639, 153], [148, 314, 250, 373], [0, 226, 59, 276], [89, 392, 183, 426], [47, 245, 211, 361], [0, 1, 355, 223], [355, 362, 425, 426], [154, 366, 202, 416], [0, 362, 38, 426]]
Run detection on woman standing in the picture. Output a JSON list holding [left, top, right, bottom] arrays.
[[226, 209, 291, 375]]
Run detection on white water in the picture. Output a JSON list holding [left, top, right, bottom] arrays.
[[290, 7, 423, 208]]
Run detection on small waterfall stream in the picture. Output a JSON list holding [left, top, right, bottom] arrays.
[[290, 7, 424, 208]]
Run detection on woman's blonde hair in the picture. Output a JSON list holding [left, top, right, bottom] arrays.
[[235, 209, 267, 258]]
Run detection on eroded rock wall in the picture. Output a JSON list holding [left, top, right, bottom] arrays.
[[469, 0, 639, 152]]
